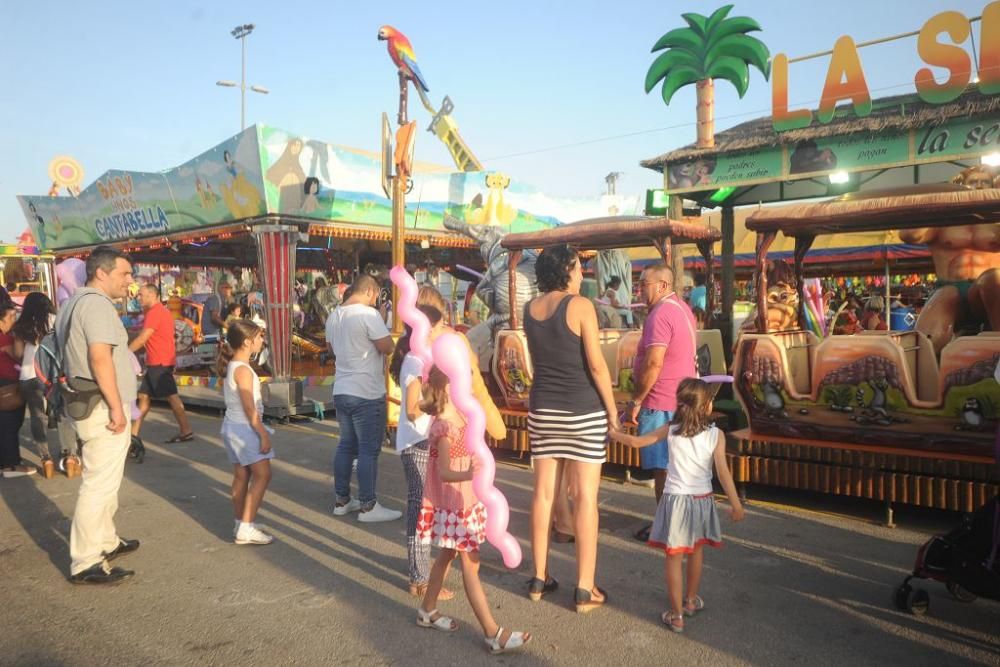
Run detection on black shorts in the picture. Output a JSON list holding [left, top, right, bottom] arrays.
[[139, 366, 178, 399]]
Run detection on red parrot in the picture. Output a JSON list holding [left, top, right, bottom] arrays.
[[377, 25, 429, 92]]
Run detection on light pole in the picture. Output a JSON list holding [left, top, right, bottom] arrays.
[[216, 23, 269, 131]]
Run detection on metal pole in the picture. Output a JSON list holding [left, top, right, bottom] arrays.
[[240, 34, 247, 130], [390, 172, 406, 335]]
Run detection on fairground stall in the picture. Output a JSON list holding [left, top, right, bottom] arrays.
[[17, 125, 643, 419], [638, 2, 1000, 518]]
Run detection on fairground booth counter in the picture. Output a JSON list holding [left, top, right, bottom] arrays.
[[16, 125, 645, 420], [639, 2, 1000, 519]]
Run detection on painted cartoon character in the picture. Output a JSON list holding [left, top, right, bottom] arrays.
[[741, 260, 800, 333], [955, 397, 989, 431], [761, 377, 787, 418], [266, 138, 306, 212], [220, 149, 264, 218], [27, 202, 46, 248], [301, 177, 320, 214], [467, 172, 517, 226]]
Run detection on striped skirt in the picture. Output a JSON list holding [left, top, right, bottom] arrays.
[[527, 408, 608, 464]]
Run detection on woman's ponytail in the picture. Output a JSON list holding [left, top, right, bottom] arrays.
[[216, 341, 236, 377]]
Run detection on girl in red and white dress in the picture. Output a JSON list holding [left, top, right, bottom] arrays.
[[415, 366, 531, 655]]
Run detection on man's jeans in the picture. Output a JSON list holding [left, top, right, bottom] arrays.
[[333, 394, 387, 508]]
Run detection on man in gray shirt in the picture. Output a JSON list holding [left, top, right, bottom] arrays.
[[58, 246, 140, 585]]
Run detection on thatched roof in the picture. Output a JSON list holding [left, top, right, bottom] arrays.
[[746, 183, 1000, 236], [501, 216, 719, 251], [641, 87, 1000, 172]]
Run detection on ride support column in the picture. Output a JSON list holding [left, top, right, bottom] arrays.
[[252, 223, 303, 412]]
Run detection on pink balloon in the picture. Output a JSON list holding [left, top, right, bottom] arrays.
[[389, 266, 432, 379], [55, 258, 86, 307], [432, 331, 522, 568]]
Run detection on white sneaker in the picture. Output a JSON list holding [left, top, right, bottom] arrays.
[[235, 524, 274, 545], [2, 465, 37, 478], [358, 502, 402, 523], [333, 497, 361, 516]]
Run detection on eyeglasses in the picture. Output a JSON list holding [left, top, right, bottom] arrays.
[[637, 279, 666, 288]]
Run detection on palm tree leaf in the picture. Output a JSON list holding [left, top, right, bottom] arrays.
[[705, 5, 735, 34], [681, 12, 710, 38], [644, 49, 704, 93], [707, 55, 750, 98], [707, 16, 763, 48], [651, 27, 704, 55], [659, 65, 703, 105], [708, 34, 771, 79]]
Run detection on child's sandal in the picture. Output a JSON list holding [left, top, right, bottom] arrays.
[[683, 595, 705, 616], [416, 608, 457, 632], [484, 627, 531, 654], [661, 610, 685, 633]]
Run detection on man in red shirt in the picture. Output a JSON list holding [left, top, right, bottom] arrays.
[[129, 284, 193, 444]]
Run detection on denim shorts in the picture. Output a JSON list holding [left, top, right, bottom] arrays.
[[221, 419, 275, 466], [638, 408, 672, 470]]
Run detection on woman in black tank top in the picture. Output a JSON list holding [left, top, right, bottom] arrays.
[[523, 245, 618, 613]]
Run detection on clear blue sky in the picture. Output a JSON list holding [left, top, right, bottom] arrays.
[[0, 0, 987, 242]]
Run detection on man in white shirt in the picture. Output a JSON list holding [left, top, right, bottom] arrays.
[[325, 274, 401, 523]]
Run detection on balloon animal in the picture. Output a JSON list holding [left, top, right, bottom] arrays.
[[391, 266, 521, 568]]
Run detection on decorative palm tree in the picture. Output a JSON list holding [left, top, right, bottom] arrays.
[[645, 5, 770, 148]]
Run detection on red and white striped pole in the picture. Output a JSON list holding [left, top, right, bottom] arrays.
[[252, 224, 299, 380]]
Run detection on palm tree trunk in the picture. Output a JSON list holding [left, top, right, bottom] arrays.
[[696, 78, 715, 148]]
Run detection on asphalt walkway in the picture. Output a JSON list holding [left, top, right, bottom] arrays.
[[2, 408, 998, 666]]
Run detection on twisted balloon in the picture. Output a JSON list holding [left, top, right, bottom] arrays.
[[389, 265, 433, 378], [389, 265, 521, 568], [433, 331, 521, 568]]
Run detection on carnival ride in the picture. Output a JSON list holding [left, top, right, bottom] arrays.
[[471, 215, 723, 464], [730, 184, 1000, 515]]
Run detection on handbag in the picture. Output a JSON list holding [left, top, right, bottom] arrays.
[[0, 381, 25, 411]]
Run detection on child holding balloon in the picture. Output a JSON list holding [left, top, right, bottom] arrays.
[[610, 378, 745, 633], [415, 366, 532, 655]]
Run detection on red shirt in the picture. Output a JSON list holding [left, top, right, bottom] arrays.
[[633, 293, 697, 412], [0, 332, 18, 381], [142, 302, 176, 367]]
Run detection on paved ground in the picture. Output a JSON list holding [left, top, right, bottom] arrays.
[[2, 407, 998, 666]]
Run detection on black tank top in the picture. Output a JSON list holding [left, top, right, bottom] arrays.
[[524, 295, 603, 413]]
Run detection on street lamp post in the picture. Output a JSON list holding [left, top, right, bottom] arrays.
[[216, 23, 269, 131]]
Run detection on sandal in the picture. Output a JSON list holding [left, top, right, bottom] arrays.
[[484, 627, 531, 655], [527, 576, 558, 602], [409, 583, 454, 601], [574, 586, 608, 613], [683, 595, 705, 616], [661, 610, 684, 633], [165, 432, 195, 443], [416, 607, 457, 632]]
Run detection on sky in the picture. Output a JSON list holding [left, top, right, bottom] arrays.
[[0, 0, 989, 242]]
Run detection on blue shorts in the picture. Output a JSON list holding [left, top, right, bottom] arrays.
[[221, 419, 275, 467], [638, 408, 672, 470]]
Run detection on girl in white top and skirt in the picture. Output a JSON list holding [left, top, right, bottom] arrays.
[[217, 319, 275, 546], [611, 378, 745, 633]]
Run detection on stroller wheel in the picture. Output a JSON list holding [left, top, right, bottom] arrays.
[[893, 584, 911, 611], [945, 582, 976, 603], [906, 588, 930, 615]]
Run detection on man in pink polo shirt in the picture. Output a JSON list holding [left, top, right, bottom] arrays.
[[626, 264, 697, 541]]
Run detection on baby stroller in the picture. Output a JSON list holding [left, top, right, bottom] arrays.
[[894, 495, 1000, 615]]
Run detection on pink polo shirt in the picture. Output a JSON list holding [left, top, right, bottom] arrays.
[[633, 293, 697, 412]]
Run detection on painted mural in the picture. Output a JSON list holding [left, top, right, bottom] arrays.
[[18, 124, 644, 253], [18, 128, 266, 250]]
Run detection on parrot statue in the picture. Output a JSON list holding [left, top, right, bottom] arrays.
[[377, 25, 429, 92]]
